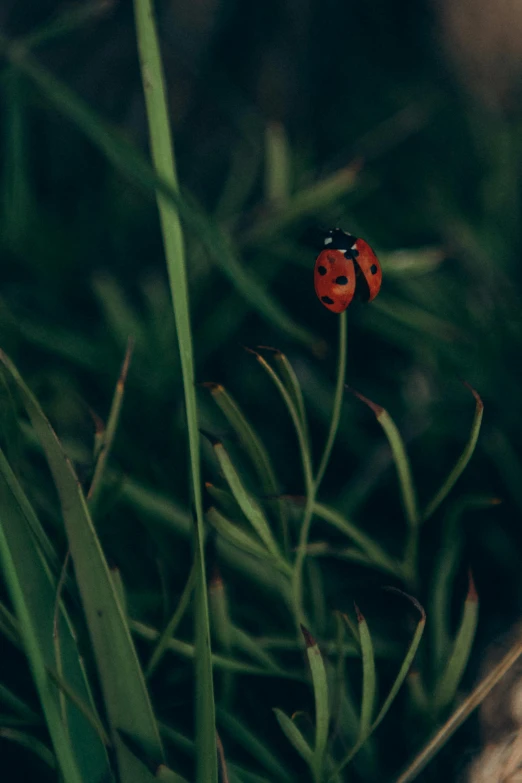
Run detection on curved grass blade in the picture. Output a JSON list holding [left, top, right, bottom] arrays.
[[0, 349, 163, 781], [0, 471, 85, 783], [422, 383, 484, 522], [331, 591, 425, 777], [132, 2, 216, 780], [132, 620, 301, 678], [206, 507, 291, 576], [0, 728, 57, 770], [348, 389, 419, 529], [433, 571, 479, 713], [88, 338, 133, 510], [217, 708, 291, 781], [273, 708, 314, 767], [203, 383, 287, 546], [266, 347, 309, 439], [156, 764, 189, 782], [313, 503, 401, 577], [0, 682, 41, 725], [210, 440, 282, 560], [0, 443, 112, 782], [205, 482, 245, 522], [352, 607, 376, 740], [202, 384, 279, 498], [146, 562, 196, 678], [394, 633, 522, 783], [209, 569, 234, 706], [430, 496, 497, 674], [301, 626, 329, 782], [246, 347, 314, 626]]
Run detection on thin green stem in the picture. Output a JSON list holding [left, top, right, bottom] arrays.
[[293, 312, 347, 629], [315, 311, 347, 490]]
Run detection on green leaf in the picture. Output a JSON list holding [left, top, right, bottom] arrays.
[[433, 572, 479, 713], [352, 607, 377, 740], [273, 708, 314, 767], [422, 383, 484, 521], [331, 591, 425, 777], [217, 708, 290, 781], [264, 122, 291, 202], [211, 441, 282, 561], [0, 727, 57, 770], [132, 1, 216, 780], [146, 561, 196, 678], [0, 349, 163, 782], [313, 503, 401, 577], [301, 626, 330, 782]]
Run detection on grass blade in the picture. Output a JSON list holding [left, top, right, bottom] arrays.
[[88, 338, 133, 509], [433, 571, 479, 713], [301, 626, 330, 782], [422, 383, 484, 521], [0, 349, 163, 781], [273, 708, 314, 767], [217, 708, 290, 781], [146, 562, 196, 678], [0, 728, 57, 770], [394, 633, 522, 783], [210, 439, 282, 560], [264, 122, 291, 202], [313, 503, 401, 577], [132, 2, 216, 780], [352, 607, 377, 740], [331, 591, 425, 777]]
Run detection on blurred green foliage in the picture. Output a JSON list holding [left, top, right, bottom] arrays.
[[0, 0, 521, 780]]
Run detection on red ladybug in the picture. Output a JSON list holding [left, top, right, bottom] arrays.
[[314, 228, 382, 313]]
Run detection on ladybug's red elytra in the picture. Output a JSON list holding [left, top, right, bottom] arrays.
[[314, 228, 382, 313]]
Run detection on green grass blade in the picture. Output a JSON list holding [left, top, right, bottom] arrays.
[[331, 592, 425, 777], [422, 383, 484, 521], [155, 764, 189, 782], [0, 728, 57, 770], [18, 1, 110, 50], [349, 389, 419, 529], [210, 440, 281, 559], [245, 348, 315, 626], [269, 348, 309, 438], [433, 572, 479, 713], [352, 607, 376, 740], [146, 562, 196, 678], [0, 682, 41, 725], [273, 708, 314, 767], [315, 311, 347, 490], [264, 122, 291, 202], [132, 2, 216, 780], [0, 444, 112, 781], [301, 626, 329, 782], [209, 570, 234, 706], [206, 507, 291, 576], [0, 349, 163, 781], [430, 496, 497, 674], [313, 503, 401, 577], [371, 593, 425, 729], [394, 635, 522, 783], [217, 708, 290, 781], [88, 338, 133, 509], [0, 465, 85, 783], [203, 383, 287, 547], [203, 384, 280, 498]]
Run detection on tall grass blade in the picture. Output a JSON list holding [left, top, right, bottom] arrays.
[[132, 2, 216, 780], [0, 349, 163, 782]]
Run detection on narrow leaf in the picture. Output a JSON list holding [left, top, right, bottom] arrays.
[[301, 625, 329, 781], [273, 708, 314, 766], [423, 383, 484, 521]]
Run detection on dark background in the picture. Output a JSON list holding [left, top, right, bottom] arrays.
[[1, 0, 522, 780]]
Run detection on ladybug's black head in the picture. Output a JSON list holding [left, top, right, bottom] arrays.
[[323, 228, 358, 253]]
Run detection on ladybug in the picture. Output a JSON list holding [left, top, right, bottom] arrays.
[[314, 228, 382, 313]]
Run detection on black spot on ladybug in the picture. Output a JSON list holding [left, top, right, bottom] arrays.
[[370, 264, 378, 274], [318, 266, 327, 276], [335, 276, 348, 285], [321, 296, 334, 305]]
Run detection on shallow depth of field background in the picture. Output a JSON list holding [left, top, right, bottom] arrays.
[[1, 0, 522, 780]]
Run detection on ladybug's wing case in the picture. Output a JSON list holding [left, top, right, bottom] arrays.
[[314, 250, 356, 313], [353, 239, 382, 302]]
